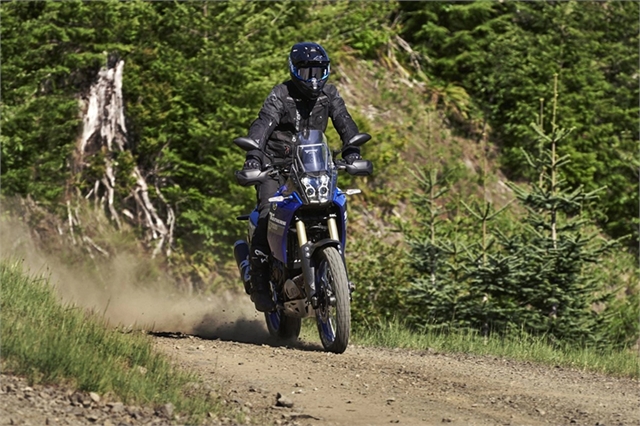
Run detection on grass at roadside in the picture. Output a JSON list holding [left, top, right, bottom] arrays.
[[0, 259, 240, 424], [349, 319, 639, 379]]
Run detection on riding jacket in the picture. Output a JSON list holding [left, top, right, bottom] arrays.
[[246, 81, 360, 166]]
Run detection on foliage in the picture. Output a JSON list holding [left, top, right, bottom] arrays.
[[1, 0, 398, 287], [398, 0, 639, 244], [1, 0, 636, 350], [348, 234, 410, 326], [1, 0, 306, 285], [589, 248, 640, 349], [307, 0, 397, 59], [403, 88, 633, 346], [1, 0, 109, 206], [402, 166, 470, 330], [502, 113, 624, 346], [116, 1, 308, 272]]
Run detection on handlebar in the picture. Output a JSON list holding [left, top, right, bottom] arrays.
[[235, 159, 372, 187]]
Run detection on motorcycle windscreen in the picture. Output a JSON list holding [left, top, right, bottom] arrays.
[[296, 142, 336, 205], [296, 143, 330, 173]]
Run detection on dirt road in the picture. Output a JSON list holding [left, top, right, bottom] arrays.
[[153, 313, 639, 426], [1, 316, 637, 426]]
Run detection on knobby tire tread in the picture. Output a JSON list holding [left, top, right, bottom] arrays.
[[317, 246, 351, 354]]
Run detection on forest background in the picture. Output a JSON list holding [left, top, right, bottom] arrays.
[[1, 0, 638, 351]]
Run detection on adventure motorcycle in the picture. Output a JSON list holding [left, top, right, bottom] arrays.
[[233, 130, 372, 353]]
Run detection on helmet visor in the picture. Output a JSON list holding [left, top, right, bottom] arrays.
[[294, 65, 329, 82]]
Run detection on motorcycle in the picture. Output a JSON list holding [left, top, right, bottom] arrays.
[[233, 130, 372, 353]]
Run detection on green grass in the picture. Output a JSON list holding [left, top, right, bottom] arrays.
[[301, 314, 637, 378], [350, 319, 639, 379], [0, 259, 241, 424]]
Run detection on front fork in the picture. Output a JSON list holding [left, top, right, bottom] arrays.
[[296, 216, 342, 308], [295, 217, 340, 245]]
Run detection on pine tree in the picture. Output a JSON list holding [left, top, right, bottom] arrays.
[[505, 76, 617, 344], [402, 107, 470, 331], [404, 166, 465, 331], [454, 123, 516, 335]]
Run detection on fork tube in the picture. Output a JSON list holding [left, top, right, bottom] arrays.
[[328, 217, 339, 241], [296, 220, 308, 246]]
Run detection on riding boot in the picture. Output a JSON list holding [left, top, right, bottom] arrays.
[[250, 185, 278, 313], [249, 249, 274, 312], [250, 250, 273, 312]]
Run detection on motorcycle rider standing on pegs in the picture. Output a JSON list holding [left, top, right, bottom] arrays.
[[241, 42, 369, 312]]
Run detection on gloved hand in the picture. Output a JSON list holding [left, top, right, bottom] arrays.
[[243, 158, 261, 170], [343, 153, 362, 165]]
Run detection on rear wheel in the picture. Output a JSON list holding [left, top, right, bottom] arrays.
[[265, 311, 301, 342], [264, 284, 301, 342], [315, 246, 351, 353]]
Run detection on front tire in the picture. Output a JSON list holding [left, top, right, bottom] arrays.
[[315, 246, 351, 353]]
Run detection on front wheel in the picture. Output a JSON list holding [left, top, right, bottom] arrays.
[[315, 246, 351, 353]]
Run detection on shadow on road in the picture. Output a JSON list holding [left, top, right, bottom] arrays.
[[151, 313, 324, 352]]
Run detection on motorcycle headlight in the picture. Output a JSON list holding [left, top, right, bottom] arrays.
[[300, 174, 331, 204]]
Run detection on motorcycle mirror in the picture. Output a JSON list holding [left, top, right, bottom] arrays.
[[334, 133, 372, 157], [347, 133, 371, 147], [233, 137, 259, 151]]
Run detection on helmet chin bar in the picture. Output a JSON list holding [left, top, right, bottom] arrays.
[[290, 76, 326, 100], [288, 42, 331, 100]]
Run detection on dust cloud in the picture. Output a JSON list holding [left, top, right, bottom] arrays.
[[1, 216, 269, 344]]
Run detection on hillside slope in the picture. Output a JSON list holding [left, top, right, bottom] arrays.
[[331, 51, 514, 238]]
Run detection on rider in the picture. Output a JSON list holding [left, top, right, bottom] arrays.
[[242, 42, 367, 312]]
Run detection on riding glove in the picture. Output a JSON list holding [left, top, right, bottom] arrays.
[[343, 153, 362, 164], [243, 159, 261, 170]]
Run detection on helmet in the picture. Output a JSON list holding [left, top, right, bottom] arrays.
[[289, 42, 330, 100]]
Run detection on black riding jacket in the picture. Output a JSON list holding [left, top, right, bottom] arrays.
[[246, 81, 360, 166]]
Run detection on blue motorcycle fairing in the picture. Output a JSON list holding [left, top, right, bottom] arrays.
[[267, 187, 348, 264], [248, 209, 260, 228], [267, 189, 303, 263]]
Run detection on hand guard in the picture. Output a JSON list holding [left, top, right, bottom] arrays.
[[243, 159, 261, 170], [343, 153, 362, 165]]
